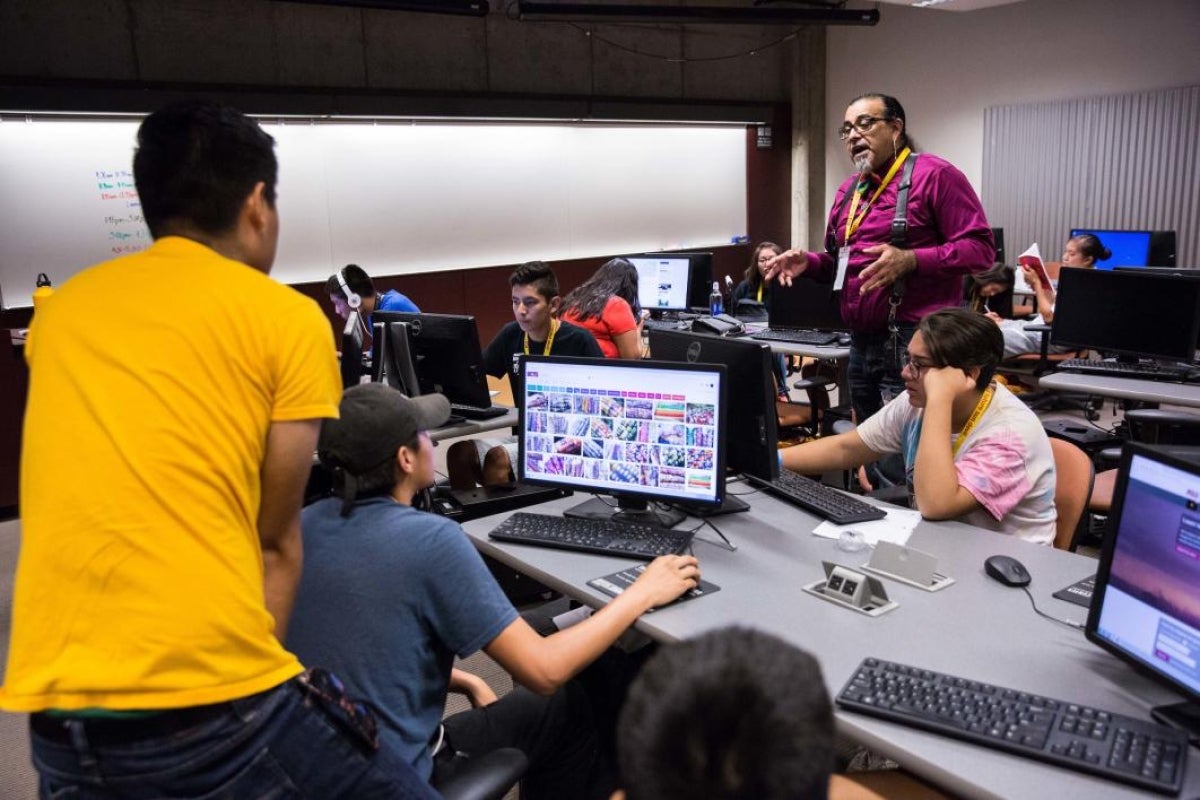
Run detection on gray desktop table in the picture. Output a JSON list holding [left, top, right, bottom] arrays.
[[461, 489, 1200, 799], [1039, 372, 1200, 409]]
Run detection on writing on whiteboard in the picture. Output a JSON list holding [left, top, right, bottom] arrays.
[[96, 168, 149, 256]]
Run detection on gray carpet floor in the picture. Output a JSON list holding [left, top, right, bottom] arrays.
[[0, 517, 35, 800]]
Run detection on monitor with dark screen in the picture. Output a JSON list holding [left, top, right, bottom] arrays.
[[370, 320, 420, 397], [1051, 268, 1200, 362], [767, 281, 846, 332], [518, 355, 726, 527], [626, 255, 692, 312], [990, 227, 1005, 265], [1086, 443, 1200, 739], [339, 312, 366, 389], [648, 329, 779, 484], [373, 311, 492, 409]]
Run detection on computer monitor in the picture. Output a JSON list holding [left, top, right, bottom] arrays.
[[518, 355, 727, 528], [654, 251, 715, 310], [372, 311, 492, 408], [648, 329, 778, 484], [626, 255, 693, 313], [1068, 228, 1177, 269], [1150, 231, 1178, 268], [370, 320, 421, 397], [767, 281, 847, 332], [990, 227, 1006, 265], [1086, 443, 1200, 740], [1051, 268, 1200, 363], [339, 312, 366, 389]]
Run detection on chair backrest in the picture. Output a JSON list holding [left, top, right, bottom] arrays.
[[1048, 438, 1095, 551]]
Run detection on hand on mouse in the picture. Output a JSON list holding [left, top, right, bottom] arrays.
[[628, 554, 700, 607]]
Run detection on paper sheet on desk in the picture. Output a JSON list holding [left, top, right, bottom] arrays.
[[812, 507, 921, 547]]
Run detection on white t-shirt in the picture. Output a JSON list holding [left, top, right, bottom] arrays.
[[857, 382, 1057, 545]]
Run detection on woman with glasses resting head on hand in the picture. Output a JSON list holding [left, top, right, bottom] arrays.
[[781, 307, 1057, 544], [559, 257, 646, 359]]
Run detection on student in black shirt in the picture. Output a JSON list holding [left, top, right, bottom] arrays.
[[449, 262, 602, 487]]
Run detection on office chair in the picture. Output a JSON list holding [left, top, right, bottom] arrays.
[[1048, 438, 1094, 552], [777, 358, 838, 444], [436, 747, 528, 800]]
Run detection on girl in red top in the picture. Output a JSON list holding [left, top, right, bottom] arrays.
[[559, 257, 645, 359]]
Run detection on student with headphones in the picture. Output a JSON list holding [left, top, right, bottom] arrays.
[[326, 263, 419, 324]]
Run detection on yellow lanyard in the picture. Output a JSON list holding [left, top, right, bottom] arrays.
[[952, 383, 995, 456], [756, 283, 763, 303], [524, 319, 559, 356], [844, 147, 911, 246]]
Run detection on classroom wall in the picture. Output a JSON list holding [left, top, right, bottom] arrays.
[[825, 0, 1200, 203], [0, 0, 814, 512]]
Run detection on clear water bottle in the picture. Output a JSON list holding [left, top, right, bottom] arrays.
[[709, 281, 723, 316]]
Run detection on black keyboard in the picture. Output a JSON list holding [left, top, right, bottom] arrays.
[[1058, 359, 1192, 382], [488, 512, 693, 559], [449, 403, 510, 420], [642, 317, 691, 332], [746, 470, 886, 525], [837, 658, 1189, 796], [751, 328, 841, 346]]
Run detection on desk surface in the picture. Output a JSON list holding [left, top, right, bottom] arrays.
[[462, 489, 1199, 799], [429, 407, 517, 442], [1039, 372, 1200, 409]]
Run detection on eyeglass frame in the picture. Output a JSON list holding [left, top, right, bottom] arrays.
[[899, 352, 938, 378], [837, 114, 895, 141]]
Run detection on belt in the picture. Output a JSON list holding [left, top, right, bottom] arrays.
[[31, 695, 255, 747]]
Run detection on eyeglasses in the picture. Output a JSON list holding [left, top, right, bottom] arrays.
[[837, 114, 893, 140], [900, 352, 937, 377]]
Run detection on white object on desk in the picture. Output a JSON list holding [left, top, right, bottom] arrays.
[[861, 541, 955, 592], [813, 507, 920, 547]]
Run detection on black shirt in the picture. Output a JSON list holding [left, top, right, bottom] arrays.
[[482, 320, 603, 399]]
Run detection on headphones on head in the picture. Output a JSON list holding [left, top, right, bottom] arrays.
[[337, 267, 362, 310]]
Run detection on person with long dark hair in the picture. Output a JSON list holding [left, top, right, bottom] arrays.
[[732, 240, 783, 311], [560, 257, 645, 359]]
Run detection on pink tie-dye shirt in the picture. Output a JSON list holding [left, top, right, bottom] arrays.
[[857, 382, 1057, 544]]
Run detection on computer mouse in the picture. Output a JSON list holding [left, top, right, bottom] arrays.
[[984, 554, 1031, 587]]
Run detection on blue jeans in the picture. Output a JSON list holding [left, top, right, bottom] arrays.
[[30, 678, 438, 800], [847, 324, 917, 422]]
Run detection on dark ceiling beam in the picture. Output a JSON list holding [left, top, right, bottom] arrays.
[[515, 2, 880, 25]]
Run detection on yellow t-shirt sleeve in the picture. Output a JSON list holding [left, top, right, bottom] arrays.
[[271, 299, 341, 422]]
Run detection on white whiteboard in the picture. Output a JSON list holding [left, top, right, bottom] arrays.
[[0, 117, 747, 308]]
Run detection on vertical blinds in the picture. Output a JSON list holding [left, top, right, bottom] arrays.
[[983, 85, 1199, 266]]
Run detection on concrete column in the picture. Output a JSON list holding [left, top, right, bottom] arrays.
[[788, 27, 826, 251]]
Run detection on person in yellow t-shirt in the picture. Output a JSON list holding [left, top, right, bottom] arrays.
[[1, 101, 436, 800]]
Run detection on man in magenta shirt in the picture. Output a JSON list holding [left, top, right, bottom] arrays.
[[766, 93, 994, 424]]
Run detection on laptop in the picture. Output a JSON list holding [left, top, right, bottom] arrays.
[[750, 282, 847, 346]]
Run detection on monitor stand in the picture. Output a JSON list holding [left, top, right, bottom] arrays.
[[674, 494, 750, 517], [564, 496, 685, 529], [1152, 700, 1200, 745]]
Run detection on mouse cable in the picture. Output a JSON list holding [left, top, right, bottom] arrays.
[[1022, 586, 1084, 630]]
